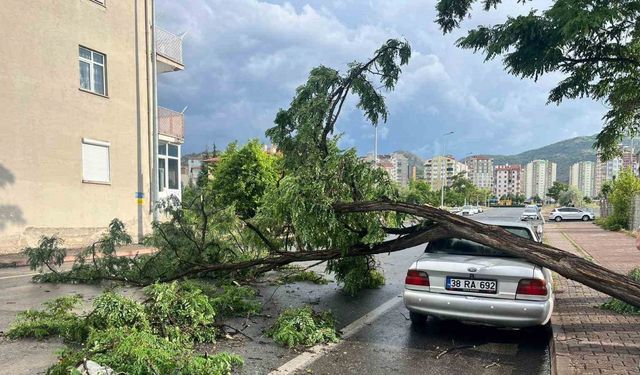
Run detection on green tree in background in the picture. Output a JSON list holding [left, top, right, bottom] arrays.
[[208, 140, 280, 219], [559, 185, 582, 207], [604, 169, 640, 230], [402, 180, 439, 206], [435, 0, 640, 159], [547, 182, 570, 202]]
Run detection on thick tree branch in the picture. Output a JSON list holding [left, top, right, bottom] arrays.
[[334, 201, 640, 308]]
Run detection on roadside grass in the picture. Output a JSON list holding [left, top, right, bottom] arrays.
[[601, 267, 640, 315]]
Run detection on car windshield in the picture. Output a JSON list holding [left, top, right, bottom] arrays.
[[524, 208, 537, 213], [462, 205, 473, 209], [425, 226, 533, 257]]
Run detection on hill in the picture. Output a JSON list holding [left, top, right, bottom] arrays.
[[488, 135, 599, 182]]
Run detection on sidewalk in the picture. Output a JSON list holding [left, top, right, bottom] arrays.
[[0, 244, 156, 268], [545, 222, 640, 375]]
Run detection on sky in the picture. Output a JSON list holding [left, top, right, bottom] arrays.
[[155, 0, 607, 159]]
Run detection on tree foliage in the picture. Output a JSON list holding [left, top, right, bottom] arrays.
[[547, 181, 569, 202], [436, 0, 640, 159], [207, 139, 280, 219], [603, 168, 640, 229]]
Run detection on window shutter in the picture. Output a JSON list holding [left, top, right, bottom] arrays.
[[82, 139, 110, 183]]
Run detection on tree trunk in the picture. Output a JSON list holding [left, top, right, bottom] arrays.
[[333, 201, 640, 308], [157, 200, 640, 308]]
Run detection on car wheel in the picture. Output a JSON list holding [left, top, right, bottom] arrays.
[[582, 215, 590, 221], [554, 216, 562, 222], [409, 311, 427, 325]]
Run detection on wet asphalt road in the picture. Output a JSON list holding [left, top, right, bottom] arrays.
[[0, 207, 550, 375]]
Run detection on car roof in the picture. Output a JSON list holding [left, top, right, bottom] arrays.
[[475, 219, 535, 231]]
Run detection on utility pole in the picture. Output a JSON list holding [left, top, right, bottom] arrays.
[[440, 131, 455, 208], [374, 125, 378, 166]]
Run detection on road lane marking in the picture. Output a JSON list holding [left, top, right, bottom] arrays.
[[268, 295, 403, 375], [0, 273, 39, 280]]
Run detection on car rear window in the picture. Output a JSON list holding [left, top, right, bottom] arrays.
[[425, 226, 533, 257], [524, 208, 537, 213]]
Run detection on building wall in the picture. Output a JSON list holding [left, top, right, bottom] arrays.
[[0, 0, 154, 253], [465, 156, 493, 190], [524, 160, 556, 199], [424, 156, 467, 191], [569, 161, 595, 198], [493, 164, 523, 197]]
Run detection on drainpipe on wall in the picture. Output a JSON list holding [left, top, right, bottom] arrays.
[[134, 0, 144, 243], [150, 0, 159, 222]]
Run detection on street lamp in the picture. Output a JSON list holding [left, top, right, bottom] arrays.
[[440, 131, 455, 208]]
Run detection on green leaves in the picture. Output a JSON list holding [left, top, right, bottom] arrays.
[[23, 236, 67, 272], [436, 0, 640, 159], [266, 305, 338, 348]]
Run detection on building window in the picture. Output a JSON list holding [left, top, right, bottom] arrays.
[[158, 142, 180, 191], [82, 138, 110, 183], [79, 46, 107, 95]]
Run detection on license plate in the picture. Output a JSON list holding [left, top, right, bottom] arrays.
[[446, 277, 497, 294]]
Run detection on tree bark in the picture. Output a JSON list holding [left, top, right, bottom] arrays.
[[334, 201, 640, 308]]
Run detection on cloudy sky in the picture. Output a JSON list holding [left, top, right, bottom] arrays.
[[156, 0, 606, 159]]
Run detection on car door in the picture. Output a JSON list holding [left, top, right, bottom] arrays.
[[567, 208, 581, 219]]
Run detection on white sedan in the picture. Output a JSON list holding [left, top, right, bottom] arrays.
[[403, 220, 554, 328]]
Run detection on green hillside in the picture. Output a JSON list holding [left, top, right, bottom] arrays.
[[488, 135, 598, 182]]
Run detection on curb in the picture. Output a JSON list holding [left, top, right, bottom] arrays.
[[550, 321, 574, 375]]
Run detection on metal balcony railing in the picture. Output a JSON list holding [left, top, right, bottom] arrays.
[[158, 107, 184, 141], [156, 27, 183, 65]]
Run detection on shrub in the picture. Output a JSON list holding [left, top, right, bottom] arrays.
[[267, 305, 338, 348], [6, 294, 87, 343], [601, 267, 640, 315], [143, 281, 217, 343]]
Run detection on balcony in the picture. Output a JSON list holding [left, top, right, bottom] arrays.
[[156, 27, 184, 73], [158, 107, 184, 143]]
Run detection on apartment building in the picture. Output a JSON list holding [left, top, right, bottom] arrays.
[[493, 164, 523, 197], [0, 0, 186, 253], [523, 160, 557, 199], [569, 161, 596, 198], [595, 153, 623, 196], [465, 156, 493, 190], [362, 153, 410, 186], [424, 156, 467, 191]]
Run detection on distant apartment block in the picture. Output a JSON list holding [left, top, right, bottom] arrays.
[[493, 164, 523, 197], [0, 1, 186, 253], [569, 161, 596, 198], [363, 153, 409, 187], [424, 156, 467, 191], [595, 153, 623, 196], [465, 156, 493, 190], [524, 160, 557, 199]]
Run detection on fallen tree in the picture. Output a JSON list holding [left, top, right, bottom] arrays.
[[25, 39, 640, 308]]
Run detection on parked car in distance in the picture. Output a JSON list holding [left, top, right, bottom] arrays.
[[460, 205, 478, 216], [404, 220, 554, 328], [475, 205, 484, 213], [548, 207, 595, 222], [520, 207, 541, 221]]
